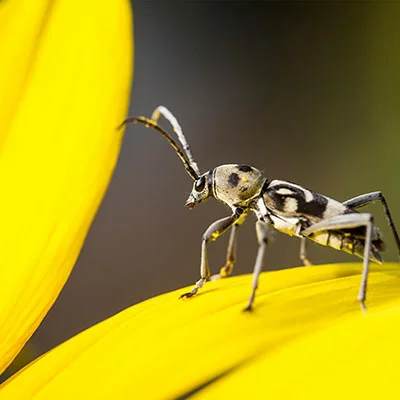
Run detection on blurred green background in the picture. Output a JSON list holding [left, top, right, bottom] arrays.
[[3, 1, 400, 378]]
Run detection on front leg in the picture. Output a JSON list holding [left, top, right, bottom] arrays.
[[180, 209, 246, 299]]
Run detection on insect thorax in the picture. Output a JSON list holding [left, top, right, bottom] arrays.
[[213, 164, 266, 207]]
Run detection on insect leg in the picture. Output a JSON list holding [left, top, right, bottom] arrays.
[[299, 237, 312, 266], [210, 223, 239, 281], [244, 220, 270, 311], [302, 213, 375, 311], [179, 211, 245, 299], [343, 191, 400, 256]]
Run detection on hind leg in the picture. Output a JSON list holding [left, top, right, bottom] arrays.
[[344, 191, 400, 256], [302, 213, 375, 311]]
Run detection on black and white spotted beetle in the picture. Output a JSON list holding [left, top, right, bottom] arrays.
[[121, 106, 400, 311]]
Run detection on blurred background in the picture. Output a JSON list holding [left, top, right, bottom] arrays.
[[4, 1, 400, 377]]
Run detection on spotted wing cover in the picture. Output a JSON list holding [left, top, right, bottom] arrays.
[[264, 180, 348, 222], [264, 180, 384, 260]]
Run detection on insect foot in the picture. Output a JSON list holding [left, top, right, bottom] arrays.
[[179, 290, 196, 299], [209, 261, 234, 281], [243, 289, 257, 312], [357, 292, 367, 313], [179, 277, 207, 299], [243, 304, 253, 312]]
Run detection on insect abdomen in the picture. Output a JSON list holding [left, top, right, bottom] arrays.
[[308, 230, 383, 263]]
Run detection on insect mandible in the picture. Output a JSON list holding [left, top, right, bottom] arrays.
[[121, 106, 400, 311]]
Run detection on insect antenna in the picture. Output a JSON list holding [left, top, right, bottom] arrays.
[[151, 106, 201, 178], [119, 116, 200, 181]]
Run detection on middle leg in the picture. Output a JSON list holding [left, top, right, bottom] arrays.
[[299, 237, 313, 266], [210, 223, 239, 281], [244, 220, 271, 311]]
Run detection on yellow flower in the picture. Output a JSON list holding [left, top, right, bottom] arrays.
[[0, 0, 132, 375], [1, 263, 400, 398]]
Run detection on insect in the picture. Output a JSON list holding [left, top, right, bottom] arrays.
[[121, 106, 400, 311]]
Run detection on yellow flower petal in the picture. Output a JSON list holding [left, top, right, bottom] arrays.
[[0, 263, 399, 398], [0, 0, 133, 373], [197, 300, 400, 399]]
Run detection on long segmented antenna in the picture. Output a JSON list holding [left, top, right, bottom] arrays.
[[119, 117, 200, 181], [151, 106, 201, 178]]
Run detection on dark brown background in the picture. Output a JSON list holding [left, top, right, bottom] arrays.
[[4, 1, 400, 377]]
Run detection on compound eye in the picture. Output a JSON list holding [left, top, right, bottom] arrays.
[[195, 176, 206, 192]]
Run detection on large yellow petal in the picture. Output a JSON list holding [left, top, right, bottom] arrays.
[[0, 263, 399, 398], [0, 0, 133, 373]]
